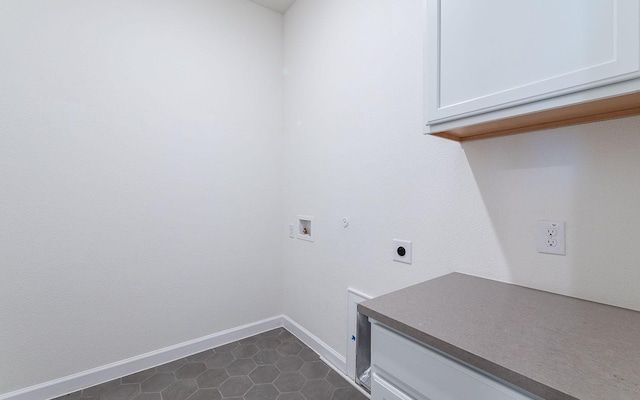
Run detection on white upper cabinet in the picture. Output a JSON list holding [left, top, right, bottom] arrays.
[[424, 0, 640, 140]]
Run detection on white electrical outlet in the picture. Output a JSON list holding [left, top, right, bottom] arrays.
[[393, 239, 412, 264], [537, 221, 566, 255]]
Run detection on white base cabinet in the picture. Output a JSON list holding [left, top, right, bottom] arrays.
[[370, 321, 537, 400]]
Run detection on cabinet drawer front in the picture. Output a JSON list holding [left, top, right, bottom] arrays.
[[372, 373, 416, 400], [371, 323, 536, 400], [425, 0, 640, 124]]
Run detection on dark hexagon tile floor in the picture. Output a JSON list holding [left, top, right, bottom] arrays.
[[52, 328, 368, 400]]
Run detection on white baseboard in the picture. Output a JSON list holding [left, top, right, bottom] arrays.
[[0, 316, 282, 400], [0, 315, 357, 400], [281, 317, 369, 398], [281, 316, 347, 374]]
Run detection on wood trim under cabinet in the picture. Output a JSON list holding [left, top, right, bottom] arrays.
[[432, 91, 640, 142]]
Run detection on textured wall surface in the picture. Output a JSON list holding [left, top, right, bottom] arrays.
[[0, 0, 284, 393], [463, 117, 640, 309], [281, 0, 640, 359]]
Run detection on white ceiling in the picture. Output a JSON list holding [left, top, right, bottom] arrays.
[[249, 0, 296, 14]]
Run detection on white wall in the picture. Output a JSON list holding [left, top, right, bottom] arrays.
[[3, 0, 640, 394], [0, 0, 283, 394], [282, 0, 640, 359], [463, 118, 640, 310]]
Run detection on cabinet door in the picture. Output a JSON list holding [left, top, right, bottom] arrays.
[[425, 0, 640, 125]]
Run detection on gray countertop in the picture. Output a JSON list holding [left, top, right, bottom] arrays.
[[358, 272, 640, 400]]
